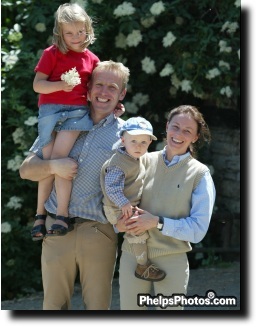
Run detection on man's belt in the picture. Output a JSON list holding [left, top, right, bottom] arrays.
[[47, 212, 91, 224]]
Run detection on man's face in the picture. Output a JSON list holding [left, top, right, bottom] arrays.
[[87, 70, 126, 118]]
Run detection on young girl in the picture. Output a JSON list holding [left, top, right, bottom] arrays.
[[31, 3, 123, 241]]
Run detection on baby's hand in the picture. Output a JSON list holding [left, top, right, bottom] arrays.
[[62, 81, 74, 92], [121, 203, 133, 219], [114, 102, 125, 117]]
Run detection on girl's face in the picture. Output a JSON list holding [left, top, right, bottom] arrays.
[[165, 113, 199, 158], [121, 133, 152, 159], [62, 22, 87, 52]]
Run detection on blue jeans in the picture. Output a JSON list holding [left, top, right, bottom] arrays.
[[38, 104, 92, 148]]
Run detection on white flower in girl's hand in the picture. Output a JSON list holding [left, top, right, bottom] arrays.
[[61, 67, 81, 86]]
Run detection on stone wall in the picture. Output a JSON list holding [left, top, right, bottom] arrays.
[[207, 127, 240, 248], [210, 127, 240, 213]]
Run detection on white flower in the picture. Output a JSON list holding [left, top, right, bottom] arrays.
[[12, 127, 24, 144], [234, 0, 241, 8], [126, 30, 142, 47], [116, 55, 128, 65], [6, 259, 15, 267], [237, 49, 240, 60], [115, 33, 127, 49], [180, 79, 192, 93], [24, 116, 38, 126], [70, 0, 87, 6], [221, 21, 229, 32], [219, 40, 232, 53], [1, 222, 12, 233], [14, 24, 21, 32], [160, 63, 174, 77], [193, 90, 205, 99], [132, 93, 149, 106], [1, 78, 5, 91], [6, 196, 23, 210], [169, 86, 178, 96], [23, 150, 30, 157], [124, 102, 139, 114], [150, 1, 165, 16], [141, 57, 156, 74], [221, 21, 239, 34], [162, 31, 176, 47], [7, 155, 23, 172], [61, 67, 81, 86], [219, 60, 230, 70], [220, 86, 233, 98], [35, 23, 46, 32], [113, 2, 136, 17], [171, 74, 181, 89], [175, 16, 184, 25], [226, 22, 239, 34], [2, 50, 21, 69], [205, 68, 221, 80], [220, 46, 232, 53], [140, 16, 155, 28]]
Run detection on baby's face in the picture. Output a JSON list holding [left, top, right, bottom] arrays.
[[121, 132, 152, 159]]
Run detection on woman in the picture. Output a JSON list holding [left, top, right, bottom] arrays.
[[116, 105, 216, 310]]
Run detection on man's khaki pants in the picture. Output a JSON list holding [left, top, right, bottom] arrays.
[[42, 216, 117, 310]]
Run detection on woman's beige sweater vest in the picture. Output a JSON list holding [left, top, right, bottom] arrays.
[[122, 151, 209, 258], [100, 150, 145, 224]]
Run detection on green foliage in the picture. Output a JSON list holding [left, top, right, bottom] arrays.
[[86, 0, 240, 121], [1, 0, 65, 300], [1, 0, 240, 300]]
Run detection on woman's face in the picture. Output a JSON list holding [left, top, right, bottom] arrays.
[[166, 113, 199, 157]]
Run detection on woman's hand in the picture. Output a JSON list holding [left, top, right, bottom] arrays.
[[115, 214, 131, 232], [125, 207, 159, 235]]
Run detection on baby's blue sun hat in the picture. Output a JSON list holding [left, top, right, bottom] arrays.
[[119, 116, 157, 140]]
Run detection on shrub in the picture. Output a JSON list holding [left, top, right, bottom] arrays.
[[1, 0, 65, 300], [86, 0, 240, 119]]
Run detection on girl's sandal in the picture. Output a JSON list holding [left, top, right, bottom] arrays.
[[31, 214, 47, 241], [46, 216, 74, 236]]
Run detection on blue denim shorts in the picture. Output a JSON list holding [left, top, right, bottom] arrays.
[[38, 104, 93, 148]]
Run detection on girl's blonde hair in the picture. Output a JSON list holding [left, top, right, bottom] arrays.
[[52, 3, 96, 53]]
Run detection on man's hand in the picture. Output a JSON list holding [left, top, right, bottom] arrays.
[[19, 152, 78, 182], [50, 157, 78, 180]]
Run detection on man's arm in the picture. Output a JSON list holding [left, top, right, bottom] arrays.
[[19, 152, 78, 182]]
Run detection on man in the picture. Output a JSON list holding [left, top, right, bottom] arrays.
[[19, 61, 130, 310]]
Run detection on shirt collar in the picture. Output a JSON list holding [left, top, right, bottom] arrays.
[[162, 146, 190, 166], [90, 112, 116, 128]]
